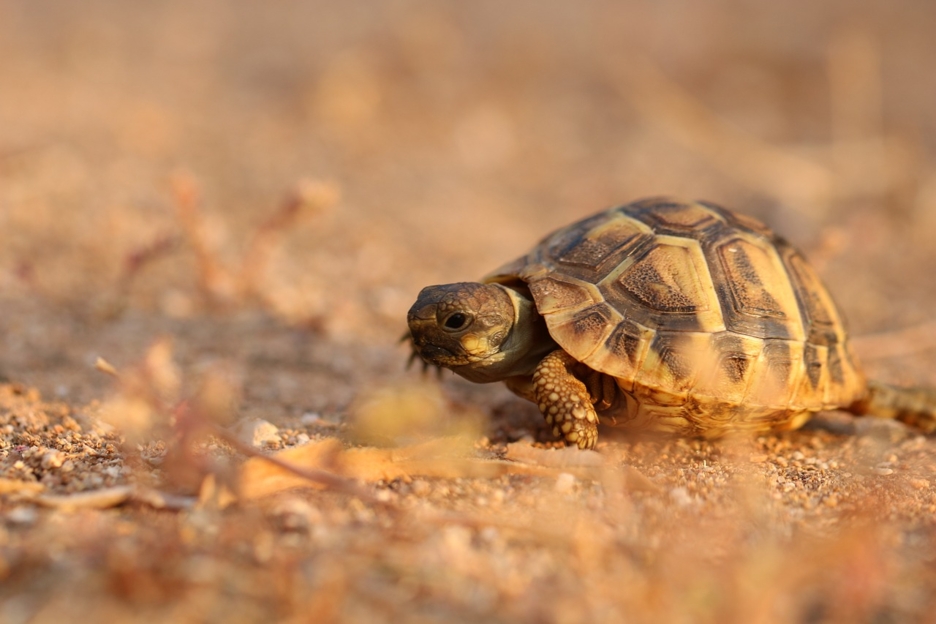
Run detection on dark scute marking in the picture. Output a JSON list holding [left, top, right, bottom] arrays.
[[809, 326, 840, 347], [702, 201, 776, 238], [553, 217, 645, 271], [734, 251, 767, 288], [622, 197, 688, 217], [623, 263, 696, 312], [713, 335, 750, 384], [721, 353, 750, 384], [696, 199, 728, 213], [556, 238, 614, 270], [723, 314, 797, 342], [605, 321, 643, 367], [827, 344, 844, 384], [785, 251, 835, 327], [618, 246, 703, 313], [717, 239, 786, 318], [693, 218, 734, 245], [570, 303, 614, 341], [621, 198, 723, 234], [545, 213, 613, 262], [714, 283, 734, 312], [528, 276, 592, 313], [712, 333, 744, 355], [804, 344, 823, 389], [655, 205, 719, 229], [659, 346, 692, 381], [716, 249, 798, 339], [764, 341, 792, 386], [653, 333, 700, 383], [724, 244, 762, 288], [599, 286, 706, 334]]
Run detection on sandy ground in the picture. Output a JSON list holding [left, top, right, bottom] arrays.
[[2, 1, 936, 622]]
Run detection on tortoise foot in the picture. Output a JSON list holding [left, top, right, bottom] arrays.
[[533, 350, 599, 450]]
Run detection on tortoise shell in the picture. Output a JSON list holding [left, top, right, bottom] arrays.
[[485, 198, 866, 434]]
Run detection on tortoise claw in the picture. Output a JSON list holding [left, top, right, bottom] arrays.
[[402, 332, 423, 371]]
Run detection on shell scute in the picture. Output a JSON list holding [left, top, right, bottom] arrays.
[[634, 331, 712, 402], [566, 303, 618, 358], [527, 276, 597, 315], [549, 214, 650, 273], [712, 235, 805, 341], [629, 198, 725, 233], [748, 339, 804, 409], [590, 319, 655, 390], [617, 243, 709, 313], [694, 332, 764, 405], [783, 249, 844, 348]]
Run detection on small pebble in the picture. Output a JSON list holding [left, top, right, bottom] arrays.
[[669, 486, 694, 507], [301, 412, 322, 425], [411, 480, 431, 497], [6, 507, 38, 526], [232, 418, 280, 447], [554, 472, 577, 494], [41, 451, 65, 470]]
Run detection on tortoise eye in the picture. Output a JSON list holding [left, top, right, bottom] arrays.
[[443, 313, 470, 331]]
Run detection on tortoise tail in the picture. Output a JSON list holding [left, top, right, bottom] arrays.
[[849, 380, 936, 434]]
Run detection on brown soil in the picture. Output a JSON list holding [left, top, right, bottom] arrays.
[[2, 2, 936, 622]]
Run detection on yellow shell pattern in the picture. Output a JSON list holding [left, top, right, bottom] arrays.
[[486, 198, 866, 435]]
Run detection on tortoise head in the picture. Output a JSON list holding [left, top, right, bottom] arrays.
[[407, 282, 554, 381]]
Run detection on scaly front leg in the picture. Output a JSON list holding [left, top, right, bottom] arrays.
[[532, 350, 599, 449]]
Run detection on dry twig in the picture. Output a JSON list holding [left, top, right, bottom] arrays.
[[213, 426, 383, 506], [169, 171, 234, 303], [239, 180, 339, 302], [95, 342, 374, 505], [168, 171, 338, 312]]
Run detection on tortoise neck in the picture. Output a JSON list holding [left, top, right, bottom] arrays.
[[498, 285, 557, 375]]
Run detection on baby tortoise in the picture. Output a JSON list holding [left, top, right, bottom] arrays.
[[407, 198, 936, 449]]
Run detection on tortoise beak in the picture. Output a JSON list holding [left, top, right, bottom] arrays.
[[414, 343, 456, 362]]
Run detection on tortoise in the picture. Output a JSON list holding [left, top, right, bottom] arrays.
[[407, 198, 936, 449]]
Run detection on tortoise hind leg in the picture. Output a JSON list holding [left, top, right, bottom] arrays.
[[849, 380, 936, 434], [532, 350, 599, 449]]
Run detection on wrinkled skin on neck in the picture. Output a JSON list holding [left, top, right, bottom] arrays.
[[407, 282, 556, 383]]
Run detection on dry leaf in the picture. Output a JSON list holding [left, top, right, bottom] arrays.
[[131, 488, 197, 510], [239, 438, 345, 499], [238, 437, 623, 500], [238, 436, 499, 499], [619, 466, 662, 493], [504, 442, 606, 468], [35, 486, 134, 510], [198, 473, 237, 509]]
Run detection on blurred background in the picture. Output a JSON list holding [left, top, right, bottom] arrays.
[[0, 0, 935, 398], [3, 2, 936, 621]]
